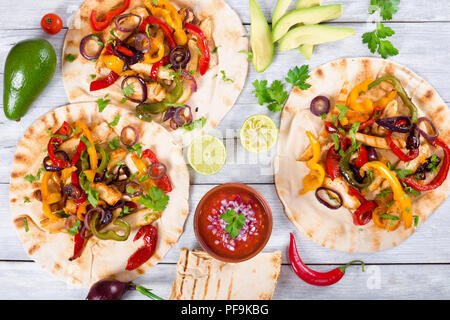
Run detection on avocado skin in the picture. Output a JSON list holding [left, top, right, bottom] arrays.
[[3, 39, 56, 120]]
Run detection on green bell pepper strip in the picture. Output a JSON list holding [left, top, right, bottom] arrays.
[[368, 75, 418, 123], [95, 145, 109, 173], [339, 145, 372, 190], [89, 211, 131, 241], [80, 149, 90, 171], [135, 78, 184, 117]]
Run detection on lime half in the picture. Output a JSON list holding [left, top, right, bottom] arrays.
[[187, 135, 227, 175], [240, 114, 278, 153]]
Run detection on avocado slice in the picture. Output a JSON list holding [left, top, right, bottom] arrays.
[[278, 25, 355, 52], [296, 0, 321, 9], [249, 0, 275, 73], [297, 0, 322, 60], [272, 4, 343, 42], [272, 0, 292, 26]]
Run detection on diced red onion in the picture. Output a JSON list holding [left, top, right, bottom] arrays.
[[80, 34, 104, 60]]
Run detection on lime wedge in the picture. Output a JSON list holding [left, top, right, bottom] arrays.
[[240, 114, 278, 153], [187, 135, 227, 175]]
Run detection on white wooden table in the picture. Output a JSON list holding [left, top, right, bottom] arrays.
[[1, 0, 450, 300]]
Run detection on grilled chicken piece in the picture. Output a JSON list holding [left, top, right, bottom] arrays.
[[91, 183, 122, 206], [323, 177, 360, 210], [91, 122, 115, 144], [186, 39, 200, 74], [146, 82, 166, 103], [199, 17, 218, 68], [107, 149, 128, 171], [122, 209, 162, 229]]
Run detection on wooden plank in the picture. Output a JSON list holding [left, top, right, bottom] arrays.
[[0, 0, 449, 30], [2, 184, 450, 264], [1, 261, 449, 300]]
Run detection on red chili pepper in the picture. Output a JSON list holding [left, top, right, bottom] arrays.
[[386, 130, 419, 162], [70, 140, 87, 167], [126, 225, 158, 271], [325, 146, 340, 181], [90, 71, 120, 91], [69, 230, 85, 261], [358, 107, 382, 131], [47, 121, 71, 168], [142, 149, 173, 193], [90, 0, 130, 31], [289, 233, 364, 286], [150, 56, 170, 81], [402, 137, 450, 191], [355, 145, 368, 168], [185, 23, 210, 76], [139, 16, 176, 50], [348, 187, 377, 226], [116, 44, 134, 57]]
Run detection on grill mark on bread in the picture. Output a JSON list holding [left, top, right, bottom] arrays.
[[178, 249, 189, 299], [227, 272, 234, 299], [190, 255, 200, 300], [202, 265, 211, 299]]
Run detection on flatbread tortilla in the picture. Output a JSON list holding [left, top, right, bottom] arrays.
[[169, 249, 282, 300], [275, 57, 450, 253], [62, 0, 249, 147], [9, 102, 190, 287]]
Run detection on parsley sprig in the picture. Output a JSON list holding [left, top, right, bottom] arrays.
[[137, 186, 169, 212], [363, 0, 400, 59], [252, 65, 311, 113], [219, 209, 245, 240]]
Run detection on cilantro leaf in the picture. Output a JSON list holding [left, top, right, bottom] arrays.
[[108, 137, 120, 150], [219, 209, 246, 240], [183, 116, 206, 131], [369, 0, 400, 21], [285, 65, 311, 90], [24, 168, 44, 183], [121, 83, 134, 98], [109, 115, 120, 127], [86, 188, 99, 208], [238, 50, 253, 61], [97, 95, 110, 112], [137, 186, 169, 212], [362, 22, 398, 59], [67, 220, 81, 236]]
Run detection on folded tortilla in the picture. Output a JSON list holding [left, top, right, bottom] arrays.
[[9, 103, 190, 287], [62, 0, 249, 147], [169, 249, 282, 300], [275, 57, 450, 252]]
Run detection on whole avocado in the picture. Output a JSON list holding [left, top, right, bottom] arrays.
[[3, 39, 56, 120]]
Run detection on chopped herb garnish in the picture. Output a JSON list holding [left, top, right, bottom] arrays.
[[121, 83, 134, 98], [377, 189, 392, 198], [414, 215, 419, 227], [24, 168, 45, 183], [220, 70, 234, 83], [79, 135, 92, 149], [24, 197, 31, 203], [65, 54, 77, 62], [238, 50, 253, 61], [109, 137, 120, 150], [109, 115, 120, 127], [379, 214, 400, 220], [395, 169, 413, 180], [86, 188, 99, 208], [67, 220, 81, 236], [23, 218, 29, 232], [219, 209, 246, 239], [97, 94, 110, 112], [137, 186, 169, 212], [127, 142, 142, 157], [183, 116, 206, 131], [336, 104, 348, 121]]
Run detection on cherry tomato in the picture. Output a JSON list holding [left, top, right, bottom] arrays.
[[41, 13, 63, 35]]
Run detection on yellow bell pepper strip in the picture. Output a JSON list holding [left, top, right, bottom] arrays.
[[76, 201, 89, 221], [144, 0, 187, 45], [41, 171, 60, 221], [346, 79, 374, 114], [372, 206, 401, 231], [360, 161, 413, 229], [300, 131, 325, 195], [143, 37, 165, 64], [75, 121, 97, 172], [375, 91, 397, 109], [101, 55, 125, 75]]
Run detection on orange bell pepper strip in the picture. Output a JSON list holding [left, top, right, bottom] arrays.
[[143, 37, 165, 64], [347, 79, 374, 114], [41, 171, 60, 221], [360, 161, 413, 229], [300, 131, 325, 195]]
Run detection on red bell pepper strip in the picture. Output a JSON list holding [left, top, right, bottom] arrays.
[[358, 107, 382, 131], [348, 187, 377, 226], [150, 56, 170, 81], [402, 137, 450, 191], [116, 44, 134, 57], [289, 233, 364, 286], [326, 147, 340, 181], [90, 0, 130, 31], [70, 140, 87, 167], [90, 71, 120, 92], [185, 23, 210, 76], [386, 130, 419, 162], [126, 225, 158, 271], [142, 149, 173, 193], [69, 230, 85, 261], [71, 172, 87, 207], [47, 121, 71, 168], [104, 43, 114, 55], [355, 145, 368, 168], [139, 16, 177, 50]]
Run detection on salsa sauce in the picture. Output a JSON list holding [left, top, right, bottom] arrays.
[[197, 187, 269, 260]]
